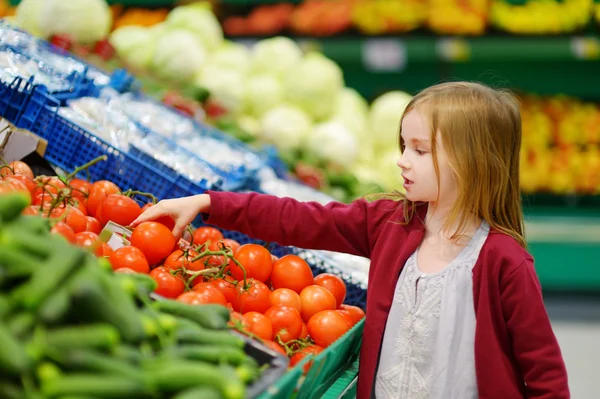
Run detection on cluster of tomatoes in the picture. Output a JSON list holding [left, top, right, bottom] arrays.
[[1, 159, 365, 368]]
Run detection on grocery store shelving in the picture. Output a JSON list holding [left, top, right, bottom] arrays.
[[231, 33, 600, 100]]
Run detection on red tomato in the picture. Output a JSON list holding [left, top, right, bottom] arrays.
[[231, 279, 271, 314], [271, 255, 314, 294], [33, 191, 56, 208], [228, 311, 243, 327], [86, 180, 120, 217], [33, 176, 66, 197], [74, 231, 103, 256], [180, 284, 227, 306], [0, 178, 31, 202], [51, 222, 76, 243], [230, 244, 273, 283], [314, 273, 347, 307], [338, 304, 365, 325], [209, 277, 239, 304], [192, 226, 223, 246], [262, 340, 287, 357], [336, 309, 354, 328], [7, 174, 35, 196], [69, 178, 91, 200], [96, 194, 142, 227], [307, 310, 351, 348], [1, 160, 33, 178], [70, 197, 88, 216], [109, 246, 150, 273], [141, 203, 175, 231], [264, 305, 303, 343], [85, 216, 102, 234], [270, 288, 302, 314], [149, 266, 185, 299], [130, 222, 177, 265], [290, 345, 324, 373], [100, 242, 114, 258], [299, 285, 337, 322], [222, 238, 241, 252], [241, 311, 273, 341], [53, 205, 87, 233], [114, 267, 137, 274], [22, 205, 41, 216], [164, 249, 203, 272]]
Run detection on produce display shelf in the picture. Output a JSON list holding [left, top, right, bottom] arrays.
[[8, 0, 179, 6], [231, 34, 600, 100], [321, 358, 359, 399]]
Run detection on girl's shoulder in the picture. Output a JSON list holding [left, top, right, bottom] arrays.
[[476, 230, 534, 278]]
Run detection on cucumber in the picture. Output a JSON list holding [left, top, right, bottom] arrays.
[[7, 312, 35, 338], [0, 323, 30, 374], [146, 361, 245, 399], [153, 301, 230, 330], [45, 324, 120, 352], [53, 350, 143, 381], [0, 193, 30, 222], [174, 323, 245, 348], [172, 386, 222, 399], [169, 345, 248, 366], [0, 295, 11, 319], [113, 344, 144, 365], [0, 227, 56, 259], [0, 381, 23, 399], [114, 272, 157, 298], [42, 374, 150, 398], [0, 248, 40, 278]]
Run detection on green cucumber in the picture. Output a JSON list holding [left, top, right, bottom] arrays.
[[42, 374, 149, 398], [172, 387, 222, 399], [153, 300, 230, 330], [53, 350, 143, 381], [169, 345, 248, 366], [45, 324, 120, 352], [0, 323, 30, 374], [0, 192, 30, 222]]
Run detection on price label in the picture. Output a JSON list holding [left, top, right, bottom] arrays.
[[437, 38, 471, 62], [570, 37, 600, 60], [362, 39, 407, 72]]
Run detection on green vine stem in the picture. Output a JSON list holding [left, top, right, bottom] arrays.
[[190, 247, 249, 289], [65, 155, 108, 180], [121, 189, 158, 204]]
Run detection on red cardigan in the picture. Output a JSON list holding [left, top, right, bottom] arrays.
[[205, 191, 569, 399]]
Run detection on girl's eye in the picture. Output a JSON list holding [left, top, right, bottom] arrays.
[[416, 149, 426, 155]]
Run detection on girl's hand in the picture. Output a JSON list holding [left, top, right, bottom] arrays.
[[130, 194, 211, 237]]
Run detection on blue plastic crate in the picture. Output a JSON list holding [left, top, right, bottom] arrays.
[[0, 76, 33, 123]]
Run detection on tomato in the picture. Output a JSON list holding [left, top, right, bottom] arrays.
[[181, 283, 227, 306], [96, 194, 142, 227], [0, 178, 31, 201], [164, 249, 203, 272], [85, 216, 102, 234], [192, 226, 223, 247], [70, 197, 88, 216], [307, 310, 350, 348], [33, 191, 56, 208], [231, 279, 271, 314], [338, 304, 365, 325], [262, 340, 287, 357], [270, 288, 302, 313], [299, 322, 309, 339], [7, 174, 35, 196], [86, 180, 120, 217], [109, 246, 150, 273], [230, 244, 273, 283], [74, 231, 103, 256], [69, 178, 91, 200], [51, 222, 76, 243], [100, 242, 114, 258], [22, 205, 41, 216], [222, 238, 241, 252], [209, 277, 238, 304], [336, 309, 354, 328], [130, 222, 177, 265], [0, 161, 34, 179], [241, 311, 273, 341], [53, 205, 87, 233], [149, 266, 185, 299], [264, 305, 303, 343], [290, 345, 324, 373], [314, 273, 347, 307], [271, 255, 313, 294], [114, 267, 137, 274], [299, 285, 337, 322], [34, 176, 66, 197], [141, 203, 176, 231]]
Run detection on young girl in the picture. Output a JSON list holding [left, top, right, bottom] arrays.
[[132, 82, 569, 399]]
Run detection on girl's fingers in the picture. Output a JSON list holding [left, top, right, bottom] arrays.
[[130, 205, 168, 227]]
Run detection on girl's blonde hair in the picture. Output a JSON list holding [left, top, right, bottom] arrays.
[[381, 81, 526, 247]]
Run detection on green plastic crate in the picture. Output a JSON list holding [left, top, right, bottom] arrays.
[[322, 359, 359, 399], [259, 319, 364, 399]]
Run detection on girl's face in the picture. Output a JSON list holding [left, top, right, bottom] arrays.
[[397, 110, 458, 206]]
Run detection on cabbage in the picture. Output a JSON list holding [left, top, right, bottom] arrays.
[[38, 0, 112, 44], [331, 88, 369, 137], [250, 37, 303, 78], [207, 41, 251, 74], [260, 105, 312, 151], [244, 74, 284, 117], [351, 148, 403, 193], [152, 29, 205, 83], [109, 26, 156, 70], [15, 0, 44, 37], [165, 3, 223, 52], [284, 52, 344, 121], [368, 91, 413, 149], [305, 121, 359, 168], [195, 66, 245, 115]]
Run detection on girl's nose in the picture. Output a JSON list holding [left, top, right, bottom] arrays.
[[397, 152, 410, 170]]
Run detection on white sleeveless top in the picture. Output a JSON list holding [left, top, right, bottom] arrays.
[[374, 221, 490, 399]]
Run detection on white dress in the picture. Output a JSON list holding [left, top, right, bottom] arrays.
[[374, 221, 490, 399]]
